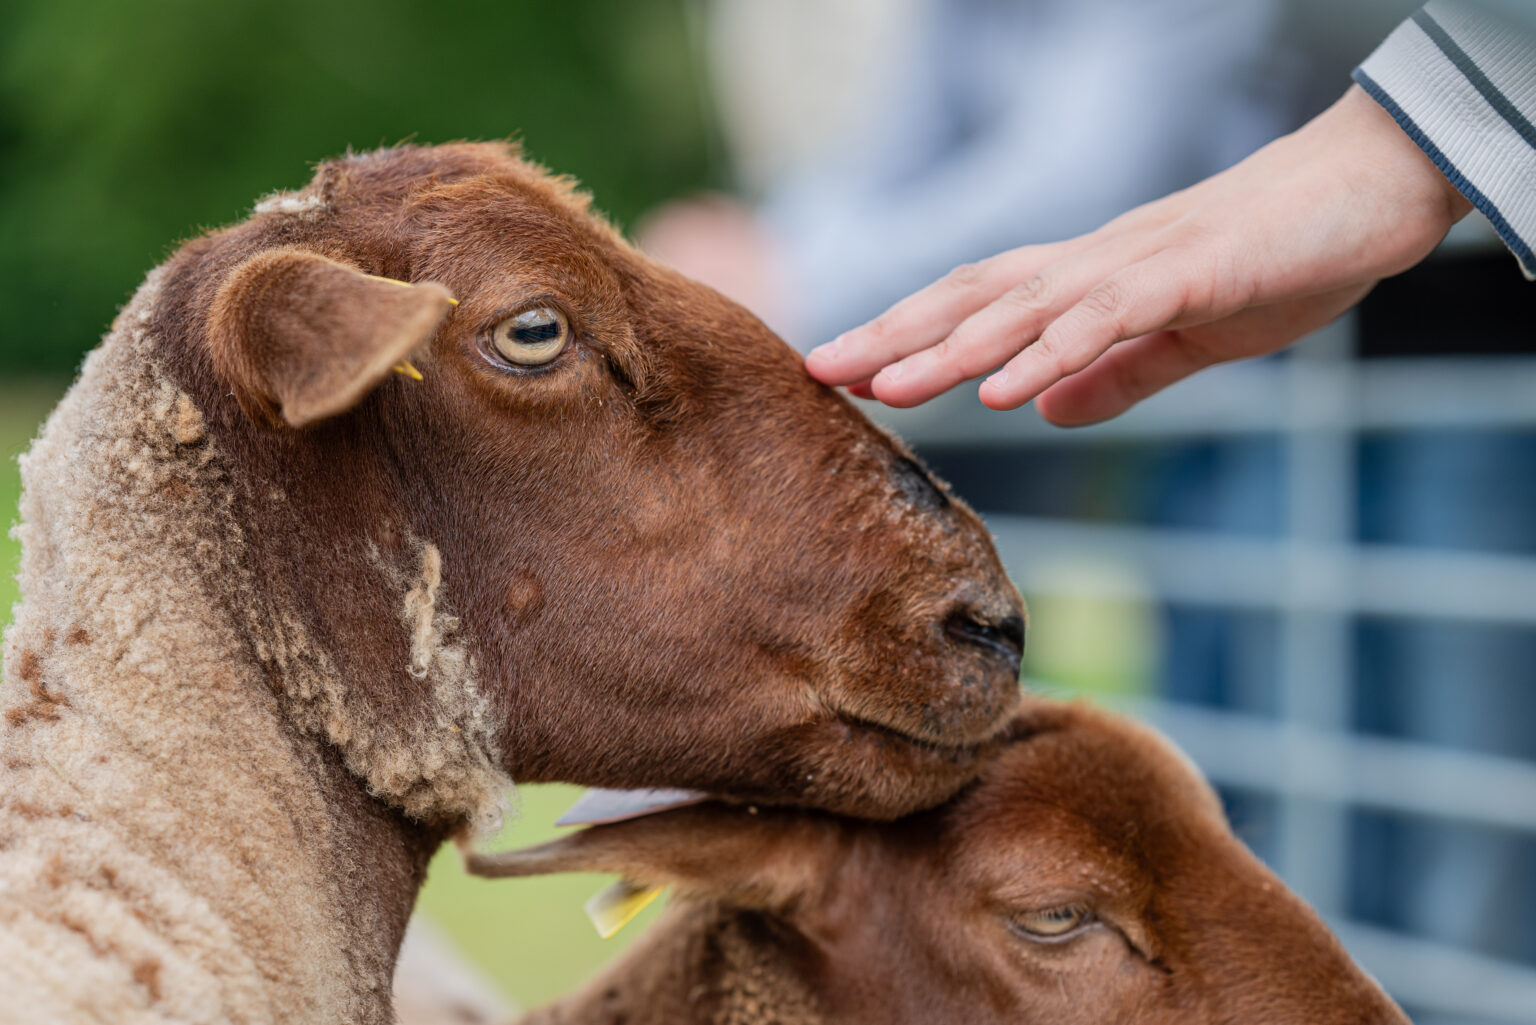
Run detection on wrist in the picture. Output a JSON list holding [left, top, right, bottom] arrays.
[[1339, 83, 1473, 228]]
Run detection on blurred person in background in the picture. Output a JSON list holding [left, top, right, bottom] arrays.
[[805, 1, 1533, 410], [643, 0, 1300, 350]]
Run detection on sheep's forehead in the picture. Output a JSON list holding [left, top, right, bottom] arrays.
[[362, 165, 640, 311], [252, 145, 625, 271], [409, 177, 614, 243], [954, 711, 1230, 879], [412, 197, 625, 292], [1001, 708, 1224, 823], [345, 145, 624, 253]]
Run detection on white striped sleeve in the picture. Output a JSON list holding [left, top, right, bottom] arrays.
[[1355, 0, 1536, 280]]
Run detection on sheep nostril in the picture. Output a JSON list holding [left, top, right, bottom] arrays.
[[945, 611, 1025, 669]]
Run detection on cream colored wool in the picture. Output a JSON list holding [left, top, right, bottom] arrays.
[[0, 271, 510, 1024]]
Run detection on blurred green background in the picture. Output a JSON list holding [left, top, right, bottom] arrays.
[[0, 0, 1150, 1011], [0, 0, 718, 374]]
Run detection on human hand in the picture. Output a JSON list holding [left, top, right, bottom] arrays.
[[805, 86, 1472, 423]]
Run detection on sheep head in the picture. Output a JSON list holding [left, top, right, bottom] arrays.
[[158, 141, 1024, 825], [472, 700, 1409, 1025]]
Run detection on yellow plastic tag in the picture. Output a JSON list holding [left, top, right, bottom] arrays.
[[363, 272, 459, 305], [584, 879, 664, 939]]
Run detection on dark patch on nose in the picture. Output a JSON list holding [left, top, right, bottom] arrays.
[[946, 610, 1025, 673], [891, 455, 949, 512]]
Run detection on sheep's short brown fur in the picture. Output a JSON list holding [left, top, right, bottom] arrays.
[[469, 699, 1410, 1025], [0, 142, 1024, 1023]]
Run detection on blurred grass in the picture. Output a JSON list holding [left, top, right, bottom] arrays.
[[0, 0, 719, 374], [0, 380, 67, 621], [1019, 559, 1159, 700], [418, 786, 672, 1008]]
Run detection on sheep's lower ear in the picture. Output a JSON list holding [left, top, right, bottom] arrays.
[[463, 803, 836, 914], [208, 248, 456, 428]]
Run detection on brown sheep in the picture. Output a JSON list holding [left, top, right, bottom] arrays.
[[468, 698, 1410, 1025], [0, 142, 1023, 1024]]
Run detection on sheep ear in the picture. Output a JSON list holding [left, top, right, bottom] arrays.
[[463, 803, 839, 913], [207, 248, 456, 428]]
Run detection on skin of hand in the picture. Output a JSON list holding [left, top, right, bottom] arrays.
[[805, 85, 1473, 423]]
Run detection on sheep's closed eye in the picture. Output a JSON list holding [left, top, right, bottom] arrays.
[[1009, 903, 1093, 941], [489, 305, 570, 366]]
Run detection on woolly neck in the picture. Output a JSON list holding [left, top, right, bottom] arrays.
[[0, 272, 464, 1023]]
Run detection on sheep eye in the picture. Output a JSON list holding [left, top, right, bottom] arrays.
[[490, 306, 570, 366], [1011, 904, 1091, 939]]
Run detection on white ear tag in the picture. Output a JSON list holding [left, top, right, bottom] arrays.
[[585, 879, 665, 939]]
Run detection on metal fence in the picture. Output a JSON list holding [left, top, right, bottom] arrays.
[[864, 317, 1536, 1024]]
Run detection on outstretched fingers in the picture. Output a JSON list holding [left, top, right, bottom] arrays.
[[1029, 330, 1210, 425], [805, 243, 1085, 388], [863, 239, 1170, 407], [976, 253, 1193, 411], [865, 273, 1063, 407]]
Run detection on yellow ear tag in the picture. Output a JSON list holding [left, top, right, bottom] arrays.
[[361, 272, 460, 306], [585, 879, 664, 939], [371, 274, 453, 382]]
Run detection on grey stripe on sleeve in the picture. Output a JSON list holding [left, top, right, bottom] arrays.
[[1358, 2, 1536, 279], [1413, 8, 1536, 149], [1425, 0, 1536, 123]]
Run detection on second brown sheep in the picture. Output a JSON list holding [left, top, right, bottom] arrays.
[[467, 698, 1409, 1025]]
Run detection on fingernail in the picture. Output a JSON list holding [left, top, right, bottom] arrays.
[[882, 362, 905, 382], [987, 370, 1009, 387], [809, 335, 843, 360]]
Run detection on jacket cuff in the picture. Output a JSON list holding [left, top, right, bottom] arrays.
[[1355, 1, 1536, 279]]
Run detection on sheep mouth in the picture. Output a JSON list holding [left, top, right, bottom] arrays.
[[772, 705, 1009, 818], [550, 705, 1010, 827], [831, 709, 991, 761], [816, 680, 1019, 757]]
